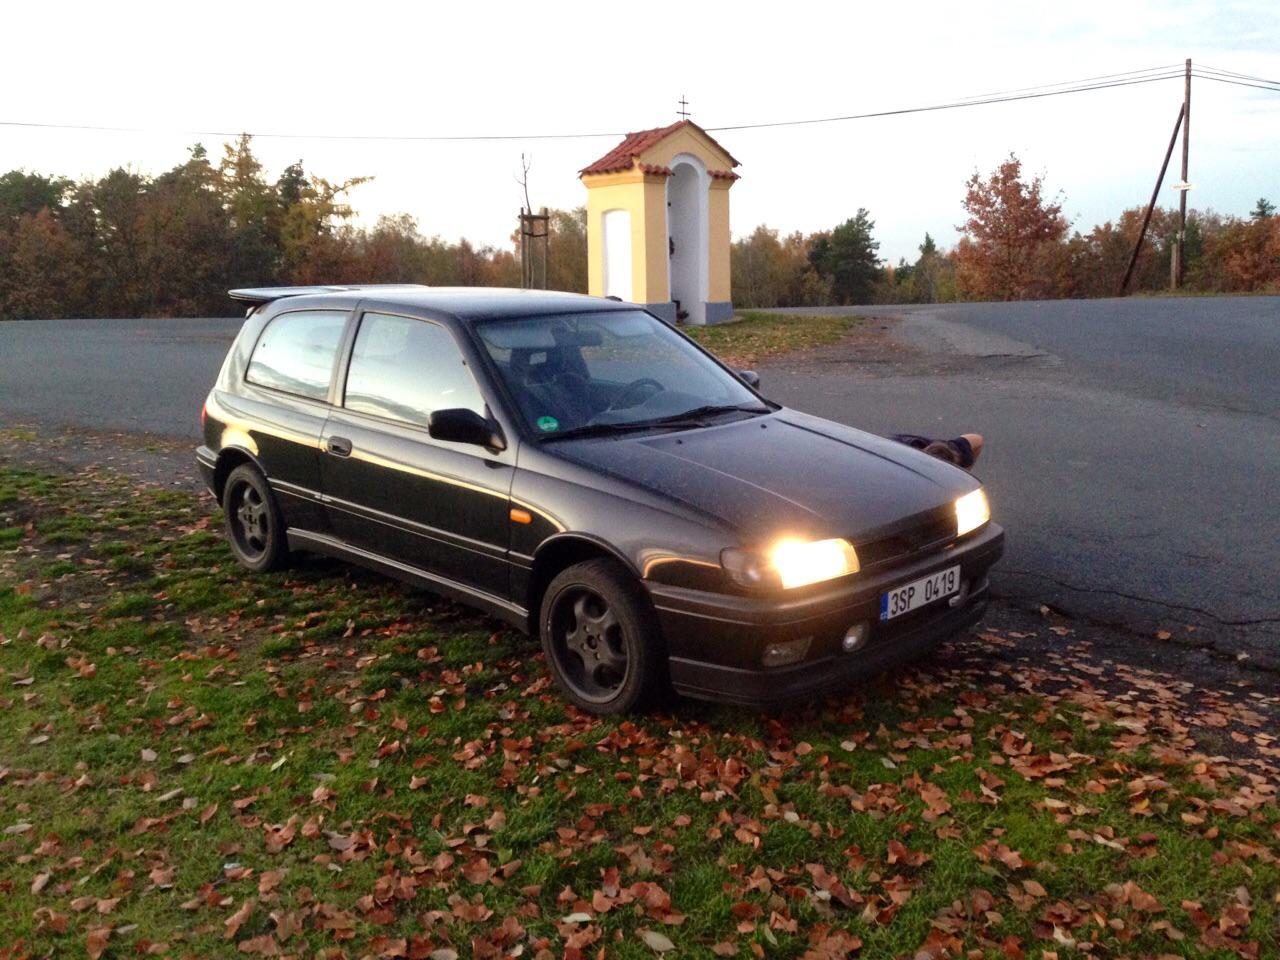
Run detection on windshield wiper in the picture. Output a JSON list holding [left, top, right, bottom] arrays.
[[543, 404, 770, 442], [541, 421, 682, 442], [639, 403, 771, 426]]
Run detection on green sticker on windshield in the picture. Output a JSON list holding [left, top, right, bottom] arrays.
[[536, 415, 560, 433]]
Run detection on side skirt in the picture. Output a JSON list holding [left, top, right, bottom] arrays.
[[286, 529, 530, 633]]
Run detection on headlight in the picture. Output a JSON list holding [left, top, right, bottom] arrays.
[[722, 538, 860, 590], [772, 538, 860, 588], [955, 488, 990, 537]]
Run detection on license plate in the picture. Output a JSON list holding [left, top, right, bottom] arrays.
[[880, 565, 961, 621]]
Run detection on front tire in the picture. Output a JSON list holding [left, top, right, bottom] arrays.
[[539, 558, 666, 715], [222, 463, 288, 573]]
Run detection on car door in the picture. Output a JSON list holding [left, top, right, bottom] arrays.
[[235, 306, 350, 533], [318, 309, 515, 599]]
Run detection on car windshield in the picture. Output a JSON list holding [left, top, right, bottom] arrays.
[[474, 310, 767, 438]]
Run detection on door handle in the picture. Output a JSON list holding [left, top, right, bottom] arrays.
[[325, 436, 353, 457]]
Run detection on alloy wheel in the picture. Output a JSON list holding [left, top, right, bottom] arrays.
[[229, 480, 270, 560], [549, 587, 630, 702]]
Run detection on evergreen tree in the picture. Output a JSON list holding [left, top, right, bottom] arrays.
[[810, 209, 881, 304]]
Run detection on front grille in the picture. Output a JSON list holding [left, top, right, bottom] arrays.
[[855, 512, 956, 572]]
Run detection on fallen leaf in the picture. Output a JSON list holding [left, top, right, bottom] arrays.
[[225, 898, 256, 940], [639, 929, 676, 952], [259, 870, 285, 895], [238, 934, 281, 955], [86, 928, 111, 960]]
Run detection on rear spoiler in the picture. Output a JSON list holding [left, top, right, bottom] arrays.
[[228, 284, 429, 307]]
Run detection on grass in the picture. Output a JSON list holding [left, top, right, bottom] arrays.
[[682, 311, 859, 368], [0, 458, 1277, 959]]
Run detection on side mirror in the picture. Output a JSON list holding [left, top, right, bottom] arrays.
[[427, 408, 505, 450], [737, 369, 761, 389]]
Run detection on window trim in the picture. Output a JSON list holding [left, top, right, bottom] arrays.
[[339, 309, 490, 433], [243, 307, 351, 405]]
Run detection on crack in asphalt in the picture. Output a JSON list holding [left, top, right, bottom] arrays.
[[997, 567, 1280, 627]]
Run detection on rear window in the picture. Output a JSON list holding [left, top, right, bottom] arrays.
[[245, 310, 346, 401]]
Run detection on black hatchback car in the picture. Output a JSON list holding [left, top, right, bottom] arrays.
[[198, 286, 1003, 713]]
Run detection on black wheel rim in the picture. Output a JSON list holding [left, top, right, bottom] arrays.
[[548, 587, 629, 703], [228, 480, 270, 561]]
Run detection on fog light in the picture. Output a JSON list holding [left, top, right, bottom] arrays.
[[762, 636, 811, 667], [842, 622, 869, 653]]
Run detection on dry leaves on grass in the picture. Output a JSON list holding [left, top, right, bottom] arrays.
[[1, 459, 1277, 960]]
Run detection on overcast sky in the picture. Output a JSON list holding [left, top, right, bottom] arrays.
[[2, 0, 1276, 263]]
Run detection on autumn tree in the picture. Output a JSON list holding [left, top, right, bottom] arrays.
[[730, 226, 832, 308], [276, 167, 371, 283], [0, 209, 87, 319], [217, 136, 279, 285], [544, 207, 588, 294], [955, 154, 1068, 300], [0, 170, 71, 227], [145, 146, 236, 314], [1192, 215, 1280, 292]]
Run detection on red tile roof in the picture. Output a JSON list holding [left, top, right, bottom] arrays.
[[580, 120, 740, 177]]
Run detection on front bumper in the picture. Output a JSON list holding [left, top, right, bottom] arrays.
[[645, 522, 1004, 707]]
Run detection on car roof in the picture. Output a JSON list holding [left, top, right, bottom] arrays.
[[239, 286, 638, 322]]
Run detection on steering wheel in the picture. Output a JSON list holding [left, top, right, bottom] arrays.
[[607, 377, 665, 412]]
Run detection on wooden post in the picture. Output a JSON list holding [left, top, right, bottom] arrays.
[[1176, 58, 1191, 287], [540, 207, 549, 290], [519, 207, 529, 289], [518, 208, 550, 290], [1120, 103, 1185, 295]]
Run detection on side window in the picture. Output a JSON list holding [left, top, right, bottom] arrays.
[[246, 310, 346, 401], [344, 313, 485, 428]]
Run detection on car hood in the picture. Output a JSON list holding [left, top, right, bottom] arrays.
[[551, 409, 979, 543]]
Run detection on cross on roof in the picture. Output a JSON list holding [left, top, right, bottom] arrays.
[[677, 95, 689, 119]]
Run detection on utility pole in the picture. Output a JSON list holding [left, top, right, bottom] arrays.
[[1176, 58, 1191, 287]]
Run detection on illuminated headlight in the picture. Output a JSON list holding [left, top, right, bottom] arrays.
[[771, 538, 860, 588], [955, 488, 990, 537], [722, 538, 859, 590]]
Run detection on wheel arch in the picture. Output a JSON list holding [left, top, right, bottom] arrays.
[[212, 447, 267, 503], [525, 534, 639, 633]]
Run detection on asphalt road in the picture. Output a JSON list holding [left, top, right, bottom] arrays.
[[760, 296, 1280, 665], [1, 297, 1277, 664], [0, 317, 241, 437]]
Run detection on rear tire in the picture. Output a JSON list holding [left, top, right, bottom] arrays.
[[222, 463, 288, 573], [539, 558, 666, 715]]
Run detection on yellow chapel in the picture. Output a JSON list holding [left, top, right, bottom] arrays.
[[579, 120, 739, 325]]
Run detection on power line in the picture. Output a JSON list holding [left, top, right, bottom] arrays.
[[1196, 63, 1280, 86], [703, 73, 1185, 133], [1191, 72, 1280, 94], [0, 118, 626, 142], [0, 64, 1270, 143], [945, 63, 1184, 103]]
